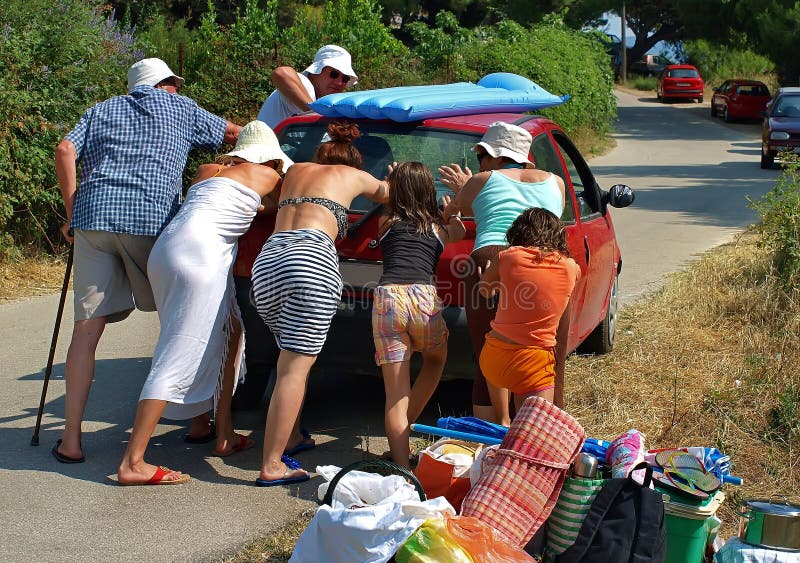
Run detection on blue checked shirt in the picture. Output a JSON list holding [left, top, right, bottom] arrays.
[[66, 85, 226, 236]]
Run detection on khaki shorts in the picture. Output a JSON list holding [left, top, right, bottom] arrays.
[[73, 229, 156, 323]]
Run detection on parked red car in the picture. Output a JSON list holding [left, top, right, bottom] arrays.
[[711, 79, 771, 122], [761, 87, 800, 169], [657, 64, 705, 103], [231, 112, 634, 405]]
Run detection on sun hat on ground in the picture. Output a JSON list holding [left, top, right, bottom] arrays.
[[303, 44, 358, 85], [221, 121, 293, 174], [474, 121, 535, 168], [127, 58, 184, 92]]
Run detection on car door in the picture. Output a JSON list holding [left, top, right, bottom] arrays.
[[548, 128, 618, 345]]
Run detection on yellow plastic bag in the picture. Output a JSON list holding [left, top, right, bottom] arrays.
[[395, 518, 474, 563]]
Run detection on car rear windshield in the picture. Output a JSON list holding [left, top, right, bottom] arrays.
[[277, 122, 482, 212], [667, 68, 699, 78], [737, 84, 769, 96]]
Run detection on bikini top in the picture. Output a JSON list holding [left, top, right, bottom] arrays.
[[278, 196, 349, 240]]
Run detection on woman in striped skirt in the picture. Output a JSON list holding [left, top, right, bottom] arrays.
[[250, 121, 390, 486]]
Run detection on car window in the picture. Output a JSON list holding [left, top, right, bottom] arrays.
[[667, 68, 700, 78], [277, 122, 482, 212], [530, 132, 575, 224], [720, 81, 731, 93], [738, 84, 768, 96], [551, 131, 601, 219], [772, 95, 800, 117]]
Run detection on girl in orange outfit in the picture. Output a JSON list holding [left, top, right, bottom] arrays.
[[477, 208, 580, 424]]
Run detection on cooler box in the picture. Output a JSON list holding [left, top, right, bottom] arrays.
[[658, 487, 725, 563]]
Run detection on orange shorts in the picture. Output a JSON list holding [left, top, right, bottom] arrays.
[[478, 333, 555, 395]]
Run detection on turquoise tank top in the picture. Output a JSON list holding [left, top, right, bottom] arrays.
[[472, 171, 563, 250]]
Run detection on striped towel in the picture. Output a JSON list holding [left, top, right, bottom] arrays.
[[544, 477, 606, 560]]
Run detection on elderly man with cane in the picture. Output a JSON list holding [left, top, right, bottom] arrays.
[[50, 58, 240, 464]]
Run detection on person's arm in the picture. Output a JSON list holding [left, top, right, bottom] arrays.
[[271, 66, 314, 112], [476, 258, 500, 298], [55, 139, 78, 244], [223, 121, 242, 145], [439, 194, 465, 244], [359, 169, 390, 204], [553, 298, 573, 409]]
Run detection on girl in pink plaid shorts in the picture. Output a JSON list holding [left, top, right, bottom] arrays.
[[373, 162, 465, 467]]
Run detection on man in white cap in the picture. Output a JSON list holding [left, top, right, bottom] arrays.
[[256, 44, 358, 128], [52, 58, 241, 464]]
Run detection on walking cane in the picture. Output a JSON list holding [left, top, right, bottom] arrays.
[[31, 245, 73, 446]]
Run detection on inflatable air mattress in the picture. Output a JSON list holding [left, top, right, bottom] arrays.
[[309, 72, 569, 122]]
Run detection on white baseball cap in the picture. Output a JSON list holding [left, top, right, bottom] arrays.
[[303, 45, 358, 85], [221, 121, 293, 174], [474, 121, 534, 168], [127, 58, 184, 92]]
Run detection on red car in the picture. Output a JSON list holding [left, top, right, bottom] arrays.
[[711, 79, 771, 122], [231, 112, 634, 404], [657, 64, 705, 103]]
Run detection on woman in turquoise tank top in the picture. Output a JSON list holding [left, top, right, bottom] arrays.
[[439, 121, 570, 423]]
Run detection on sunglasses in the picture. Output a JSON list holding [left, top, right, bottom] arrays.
[[328, 69, 351, 84]]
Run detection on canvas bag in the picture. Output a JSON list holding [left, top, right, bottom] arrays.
[[414, 439, 483, 511], [555, 462, 666, 563]]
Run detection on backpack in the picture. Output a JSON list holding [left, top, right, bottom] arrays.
[[555, 462, 666, 563]]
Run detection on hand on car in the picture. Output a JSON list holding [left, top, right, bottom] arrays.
[[438, 163, 472, 193]]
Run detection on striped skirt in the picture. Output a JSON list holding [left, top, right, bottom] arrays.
[[251, 229, 343, 355]]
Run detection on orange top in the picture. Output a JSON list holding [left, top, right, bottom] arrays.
[[490, 246, 581, 348]]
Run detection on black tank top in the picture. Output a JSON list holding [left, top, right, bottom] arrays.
[[379, 220, 444, 285]]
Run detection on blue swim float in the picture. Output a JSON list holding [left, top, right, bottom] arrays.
[[309, 72, 569, 122]]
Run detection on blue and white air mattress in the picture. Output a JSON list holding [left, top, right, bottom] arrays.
[[309, 72, 569, 122]]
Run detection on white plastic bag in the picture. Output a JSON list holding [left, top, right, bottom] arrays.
[[289, 465, 456, 563], [316, 464, 420, 508]]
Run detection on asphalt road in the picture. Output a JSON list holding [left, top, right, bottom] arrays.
[[0, 88, 781, 562]]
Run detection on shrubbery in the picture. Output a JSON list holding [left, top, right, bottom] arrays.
[[2, 0, 618, 256], [749, 156, 800, 291], [0, 0, 142, 258], [683, 38, 778, 91]]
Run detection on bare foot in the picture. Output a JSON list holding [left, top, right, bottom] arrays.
[[57, 434, 83, 460], [117, 461, 186, 485], [258, 458, 308, 483], [212, 433, 256, 457], [186, 413, 214, 441]]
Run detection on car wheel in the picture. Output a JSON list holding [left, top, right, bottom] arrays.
[[723, 106, 731, 123], [578, 273, 618, 355], [761, 147, 774, 169], [698, 95, 704, 103]]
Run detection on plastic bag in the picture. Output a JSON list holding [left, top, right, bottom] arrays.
[[395, 518, 474, 563], [414, 439, 482, 511], [445, 515, 535, 562], [316, 464, 419, 508]]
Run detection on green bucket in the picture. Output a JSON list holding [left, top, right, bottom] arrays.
[[659, 488, 725, 563]]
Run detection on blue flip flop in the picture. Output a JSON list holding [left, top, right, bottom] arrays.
[[284, 427, 316, 456], [255, 455, 310, 487]]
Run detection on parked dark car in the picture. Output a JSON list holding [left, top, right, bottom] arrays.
[[657, 64, 705, 103], [711, 80, 771, 122], [231, 111, 634, 406], [761, 86, 800, 169]]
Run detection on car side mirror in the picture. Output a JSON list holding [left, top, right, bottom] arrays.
[[713, 86, 720, 92], [601, 184, 635, 210]]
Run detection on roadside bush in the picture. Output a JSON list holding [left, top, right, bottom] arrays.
[[0, 0, 142, 257], [749, 156, 800, 291], [684, 38, 778, 91]]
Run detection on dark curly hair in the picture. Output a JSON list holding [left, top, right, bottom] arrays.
[[506, 208, 570, 258], [312, 120, 363, 169], [384, 162, 440, 235]]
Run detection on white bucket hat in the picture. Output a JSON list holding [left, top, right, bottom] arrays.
[[474, 121, 534, 168], [127, 58, 184, 92], [303, 44, 358, 85], [221, 121, 294, 174]]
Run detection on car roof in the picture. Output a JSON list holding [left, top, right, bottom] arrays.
[[281, 112, 557, 135], [727, 79, 768, 86], [665, 64, 698, 70], [777, 87, 800, 95]]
